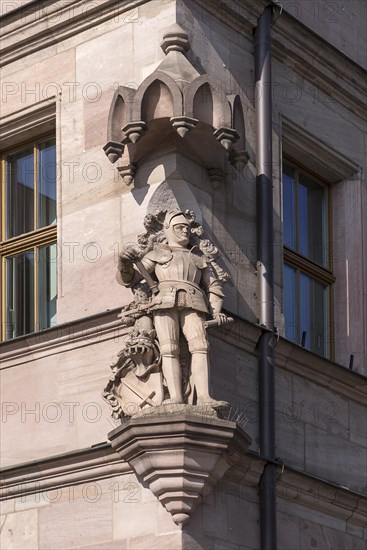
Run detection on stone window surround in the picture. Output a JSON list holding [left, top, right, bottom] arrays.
[[280, 116, 363, 369], [0, 97, 56, 151], [282, 160, 333, 358], [0, 97, 58, 341]]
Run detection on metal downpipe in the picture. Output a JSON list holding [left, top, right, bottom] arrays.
[[254, 5, 277, 550]]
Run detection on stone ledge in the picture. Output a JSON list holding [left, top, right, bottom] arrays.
[[228, 451, 367, 529], [276, 465, 367, 528], [0, 0, 365, 123], [0, 307, 126, 369], [0, 444, 130, 500], [1, 310, 366, 407], [194, 0, 366, 122], [210, 317, 367, 406], [1, 441, 366, 530], [0, 97, 56, 149], [281, 117, 360, 183], [275, 339, 367, 407], [0, 0, 146, 67]]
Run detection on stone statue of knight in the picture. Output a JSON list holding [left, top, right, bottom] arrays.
[[117, 209, 230, 409]]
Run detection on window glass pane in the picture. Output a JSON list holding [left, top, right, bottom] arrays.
[[298, 173, 326, 266], [300, 273, 327, 357], [38, 139, 57, 228], [299, 273, 310, 349], [38, 243, 57, 330], [6, 149, 34, 238], [284, 264, 297, 343], [5, 250, 34, 339], [283, 164, 296, 249]]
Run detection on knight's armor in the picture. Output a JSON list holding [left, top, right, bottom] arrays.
[[140, 245, 222, 313], [117, 209, 228, 407]]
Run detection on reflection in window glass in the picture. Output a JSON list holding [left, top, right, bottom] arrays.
[[2, 137, 57, 342], [5, 251, 35, 339], [284, 265, 297, 342], [6, 149, 34, 238], [300, 273, 327, 356], [283, 165, 296, 249], [38, 244, 58, 330], [298, 173, 325, 266], [282, 162, 330, 359], [38, 139, 57, 228]]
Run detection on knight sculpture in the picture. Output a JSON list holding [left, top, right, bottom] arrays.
[[103, 209, 232, 419]]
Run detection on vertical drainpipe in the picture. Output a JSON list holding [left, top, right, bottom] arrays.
[[254, 4, 277, 550]]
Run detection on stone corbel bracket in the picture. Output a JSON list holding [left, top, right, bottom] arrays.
[[207, 166, 225, 189], [103, 24, 249, 187], [108, 407, 251, 526]]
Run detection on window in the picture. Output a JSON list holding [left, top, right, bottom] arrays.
[[1, 137, 57, 340], [282, 161, 335, 358]]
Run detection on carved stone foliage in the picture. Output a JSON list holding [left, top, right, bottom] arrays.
[[103, 209, 232, 420], [103, 24, 249, 186]]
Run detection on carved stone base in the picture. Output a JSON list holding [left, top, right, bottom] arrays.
[[228, 149, 250, 171], [213, 127, 239, 150], [103, 140, 124, 163], [108, 406, 251, 526], [207, 166, 225, 189], [122, 121, 147, 143], [116, 162, 136, 185], [170, 116, 199, 137]]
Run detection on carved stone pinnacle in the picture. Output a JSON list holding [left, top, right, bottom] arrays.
[[103, 140, 124, 163], [117, 163, 137, 185], [122, 121, 147, 144], [228, 149, 250, 171], [170, 116, 199, 137], [213, 127, 240, 151], [160, 23, 190, 55]]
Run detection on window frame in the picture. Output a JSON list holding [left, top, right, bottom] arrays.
[[282, 156, 335, 359], [0, 133, 57, 340]]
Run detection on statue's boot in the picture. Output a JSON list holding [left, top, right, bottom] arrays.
[[191, 352, 230, 410], [161, 355, 183, 404]]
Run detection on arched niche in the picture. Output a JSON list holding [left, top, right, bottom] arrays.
[[107, 87, 134, 143], [105, 87, 136, 163], [226, 94, 250, 170], [132, 71, 183, 121], [193, 83, 213, 126], [185, 76, 232, 129], [231, 95, 246, 149], [141, 80, 174, 122]]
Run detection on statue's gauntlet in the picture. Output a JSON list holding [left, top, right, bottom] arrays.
[[208, 294, 223, 318], [118, 255, 135, 284]]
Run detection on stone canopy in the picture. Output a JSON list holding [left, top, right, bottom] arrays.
[[103, 23, 249, 187]]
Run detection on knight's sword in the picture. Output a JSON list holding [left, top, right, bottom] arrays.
[[134, 259, 159, 295]]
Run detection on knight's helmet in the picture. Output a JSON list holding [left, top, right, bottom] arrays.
[[164, 209, 191, 245]]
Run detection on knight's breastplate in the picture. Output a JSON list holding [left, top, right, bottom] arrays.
[[152, 248, 209, 313], [155, 248, 201, 285]]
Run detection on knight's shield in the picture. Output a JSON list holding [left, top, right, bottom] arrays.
[[117, 369, 164, 417]]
